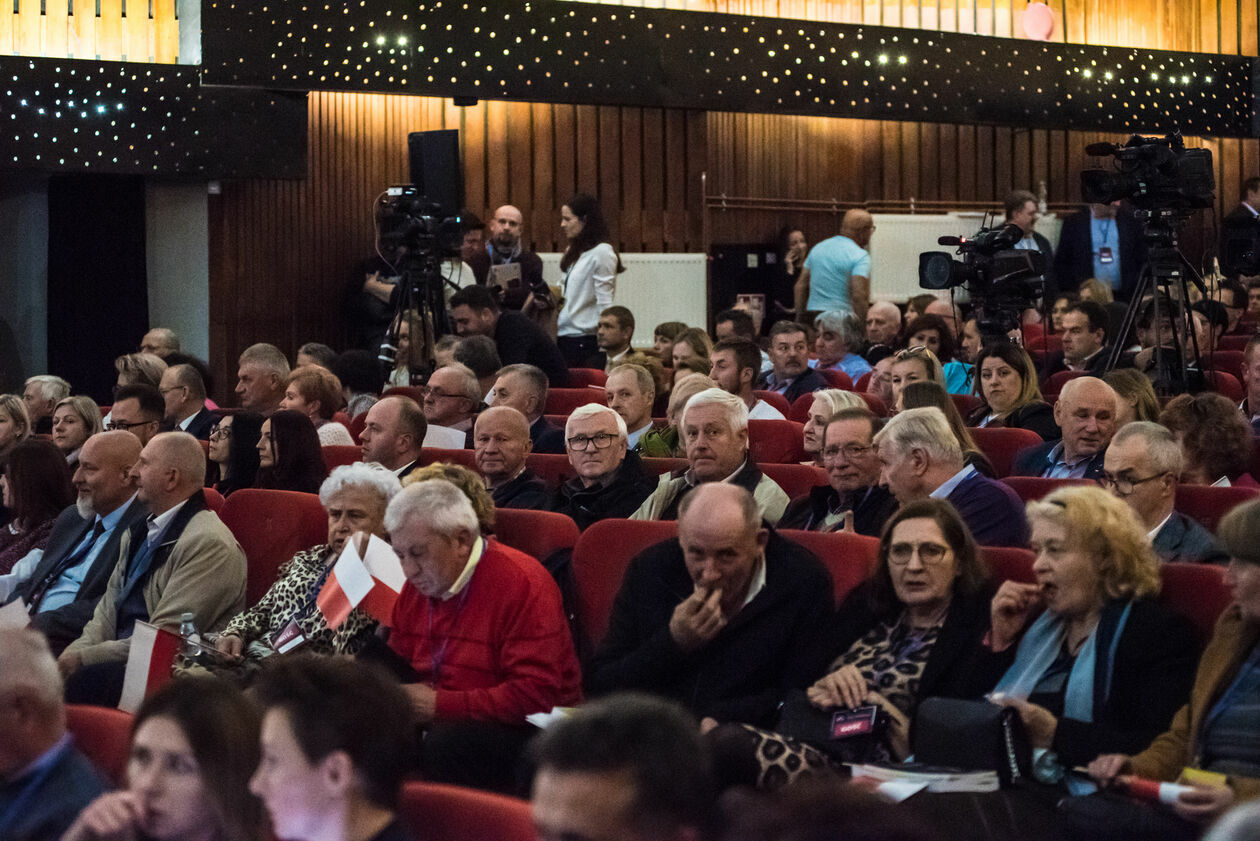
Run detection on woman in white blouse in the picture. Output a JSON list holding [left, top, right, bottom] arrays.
[[556, 193, 623, 366]]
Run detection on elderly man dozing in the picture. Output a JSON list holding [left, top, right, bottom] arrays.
[[1011, 376, 1116, 480], [474, 405, 549, 510], [549, 404, 655, 531], [379, 479, 581, 792], [489, 363, 566, 454], [631, 388, 790, 524]]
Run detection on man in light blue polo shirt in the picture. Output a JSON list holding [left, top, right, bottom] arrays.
[[795, 209, 874, 322]]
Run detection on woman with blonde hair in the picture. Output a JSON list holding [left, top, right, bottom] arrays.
[[888, 345, 946, 409], [961, 485, 1198, 781], [50, 395, 103, 467], [671, 327, 714, 370], [1078, 277, 1115, 305], [0, 393, 31, 465], [801, 388, 866, 466]]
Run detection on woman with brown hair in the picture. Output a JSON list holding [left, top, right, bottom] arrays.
[[966, 341, 1059, 441], [1159, 392, 1256, 486], [279, 365, 354, 446], [256, 410, 329, 495], [0, 438, 74, 574]]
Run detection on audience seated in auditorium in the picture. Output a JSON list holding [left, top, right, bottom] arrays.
[[779, 407, 896, 536], [532, 694, 718, 841], [296, 340, 338, 369], [549, 404, 655, 531], [671, 326, 715, 371], [905, 313, 972, 394], [1011, 376, 1116, 480], [466, 204, 545, 307], [1074, 498, 1260, 840], [812, 310, 872, 382], [967, 341, 1060, 440], [1103, 422, 1228, 565], [1104, 367, 1161, 428], [1241, 334, 1260, 431], [256, 410, 329, 495], [158, 363, 215, 439], [63, 677, 261, 841], [3, 432, 144, 654], [139, 326, 181, 359], [331, 348, 384, 419], [474, 406, 549, 510], [421, 363, 481, 435], [488, 363, 565, 454], [711, 337, 785, 420], [795, 208, 873, 322], [875, 407, 1028, 546], [449, 284, 571, 387], [1160, 392, 1257, 487], [60, 432, 246, 707], [653, 320, 688, 363], [957, 317, 983, 366], [207, 412, 264, 497], [376, 479, 581, 792], [1041, 300, 1111, 378], [605, 363, 659, 454], [106, 383, 164, 446], [52, 395, 103, 468], [632, 388, 790, 524], [0, 439, 74, 574], [251, 656, 416, 841], [280, 365, 355, 445], [453, 333, 502, 398], [214, 464, 401, 663], [865, 349, 895, 408], [888, 345, 946, 409], [714, 308, 771, 374], [359, 396, 427, 480], [1218, 276, 1248, 334], [898, 381, 996, 477], [757, 321, 826, 403], [0, 393, 31, 474], [800, 388, 866, 467], [962, 486, 1196, 781], [0, 629, 106, 841], [23, 375, 70, 435], [236, 342, 290, 415], [594, 305, 651, 372], [636, 374, 718, 459], [864, 301, 903, 361], [592, 483, 833, 727]]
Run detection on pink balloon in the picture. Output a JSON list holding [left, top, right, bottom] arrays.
[[1023, 2, 1056, 41]]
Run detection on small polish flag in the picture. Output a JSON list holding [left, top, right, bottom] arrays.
[[317, 533, 405, 629], [118, 621, 182, 713]]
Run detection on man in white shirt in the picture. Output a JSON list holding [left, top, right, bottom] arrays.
[[605, 364, 657, 453], [710, 338, 785, 420]]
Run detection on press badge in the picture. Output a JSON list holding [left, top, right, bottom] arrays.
[[1098, 246, 1114, 264], [831, 705, 880, 738], [270, 619, 308, 653]]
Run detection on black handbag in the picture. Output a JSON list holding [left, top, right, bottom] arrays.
[[776, 689, 891, 763], [911, 697, 1032, 787]]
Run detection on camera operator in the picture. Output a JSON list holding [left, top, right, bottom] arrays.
[[1004, 190, 1057, 294]]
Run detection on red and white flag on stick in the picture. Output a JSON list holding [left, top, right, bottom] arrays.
[[316, 533, 405, 629], [118, 621, 182, 713]]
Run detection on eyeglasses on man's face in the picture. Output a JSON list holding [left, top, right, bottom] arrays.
[[567, 432, 617, 451], [106, 419, 156, 431], [1099, 471, 1167, 496]]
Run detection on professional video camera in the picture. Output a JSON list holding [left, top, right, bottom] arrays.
[[375, 186, 463, 254], [1080, 131, 1214, 212], [918, 222, 1046, 340]]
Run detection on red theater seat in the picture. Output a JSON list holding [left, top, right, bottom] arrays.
[[399, 782, 536, 841], [854, 372, 872, 392], [752, 390, 792, 417], [527, 453, 577, 488], [1000, 476, 1093, 504], [779, 529, 879, 606], [493, 508, 580, 563], [980, 545, 1037, 585], [66, 705, 133, 786], [759, 463, 828, 500], [1218, 334, 1252, 352], [815, 368, 853, 390], [1203, 370, 1244, 401], [566, 368, 607, 387], [322, 445, 362, 472], [382, 386, 425, 405], [641, 456, 689, 477], [1174, 484, 1259, 533], [1159, 562, 1233, 645], [545, 387, 607, 415], [332, 410, 352, 428], [203, 486, 225, 513], [348, 411, 368, 443], [970, 427, 1044, 478], [950, 393, 982, 419], [1202, 349, 1245, 378], [572, 519, 678, 649], [221, 489, 328, 604], [419, 447, 478, 472], [1043, 369, 1088, 396], [748, 419, 807, 464]]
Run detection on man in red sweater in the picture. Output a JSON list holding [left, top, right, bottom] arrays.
[[383, 478, 581, 793]]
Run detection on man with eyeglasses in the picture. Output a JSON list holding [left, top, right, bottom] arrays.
[[157, 364, 214, 439], [421, 363, 482, 435], [1102, 422, 1228, 565], [779, 407, 896, 536], [549, 404, 654, 531], [105, 384, 163, 446], [473, 406, 549, 510]]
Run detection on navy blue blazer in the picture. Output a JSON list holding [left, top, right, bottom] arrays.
[[943, 471, 1030, 548], [1153, 510, 1230, 565], [530, 416, 567, 455], [1010, 441, 1107, 481], [0, 740, 107, 841], [1052, 208, 1146, 301]]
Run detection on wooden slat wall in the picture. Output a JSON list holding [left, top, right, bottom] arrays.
[[0, 0, 178, 61]]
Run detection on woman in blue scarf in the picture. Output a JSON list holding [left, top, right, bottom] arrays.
[[965, 485, 1198, 781]]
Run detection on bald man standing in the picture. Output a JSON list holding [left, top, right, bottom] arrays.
[[796, 209, 874, 323], [468, 204, 545, 308]]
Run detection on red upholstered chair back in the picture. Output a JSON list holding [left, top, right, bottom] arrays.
[[419, 447, 478, 472], [220, 489, 328, 604], [752, 390, 793, 416], [1000, 476, 1093, 504], [854, 371, 872, 392], [779, 529, 879, 606], [1202, 349, 1245, 378], [980, 545, 1037, 585], [951, 393, 982, 419], [348, 411, 368, 444], [1159, 562, 1234, 645], [566, 368, 608, 387], [399, 782, 537, 841], [1203, 370, 1244, 401], [640, 456, 689, 476], [1174, 484, 1259, 533], [1025, 332, 1062, 357], [493, 509, 580, 563], [1218, 334, 1252, 352], [573, 519, 678, 649], [527, 453, 577, 488], [331, 410, 352, 428], [816, 368, 854, 390], [321, 445, 362, 472], [382, 386, 425, 404], [970, 427, 1044, 478], [1043, 369, 1088, 396], [66, 704, 133, 786], [759, 463, 828, 500], [203, 486, 226, 513], [787, 392, 884, 424], [545, 387, 607, 415], [748, 419, 807, 464]]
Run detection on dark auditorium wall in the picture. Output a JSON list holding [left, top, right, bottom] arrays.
[[206, 0, 1260, 404]]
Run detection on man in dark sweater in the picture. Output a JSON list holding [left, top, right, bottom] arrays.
[[449, 285, 570, 387], [549, 404, 654, 530], [587, 483, 834, 727], [875, 407, 1029, 547], [474, 406, 549, 510]]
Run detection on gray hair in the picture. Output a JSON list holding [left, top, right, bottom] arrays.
[[437, 363, 483, 404], [809, 388, 866, 417], [814, 310, 865, 347], [1111, 421, 1182, 477], [385, 478, 480, 539], [25, 375, 71, 403], [114, 352, 167, 389], [239, 343, 292, 380], [608, 363, 655, 398], [319, 462, 403, 508], [54, 395, 105, 437], [682, 387, 748, 433], [147, 327, 181, 353], [496, 363, 548, 404], [873, 407, 962, 466], [0, 629, 62, 709], [566, 402, 628, 440]]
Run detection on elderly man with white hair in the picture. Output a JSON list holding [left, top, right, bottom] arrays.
[[875, 407, 1028, 547], [23, 374, 70, 435], [864, 300, 903, 360], [235, 342, 290, 415], [0, 629, 106, 840], [630, 388, 789, 524], [214, 463, 403, 661], [380, 478, 581, 791], [549, 404, 655, 530], [60, 432, 246, 706]]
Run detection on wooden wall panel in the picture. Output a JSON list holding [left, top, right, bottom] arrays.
[[1, 0, 177, 61]]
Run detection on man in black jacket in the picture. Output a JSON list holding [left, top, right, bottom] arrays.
[[449, 285, 571, 387], [549, 404, 654, 530], [756, 321, 826, 404], [587, 483, 834, 727], [1053, 202, 1146, 301], [474, 406, 549, 510]]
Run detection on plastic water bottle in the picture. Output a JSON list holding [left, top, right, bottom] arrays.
[[178, 612, 201, 658]]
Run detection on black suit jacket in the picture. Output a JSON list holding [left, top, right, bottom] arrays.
[[1220, 204, 1260, 276], [1052, 208, 1146, 301], [1038, 346, 1111, 381], [530, 416, 567, 455], [181, 407, 216, 440], [1010, 440, 1107, 480], [15, 497, 148, 652], [493, 311, 571, 387], [1153, 510, 1230, 565]]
